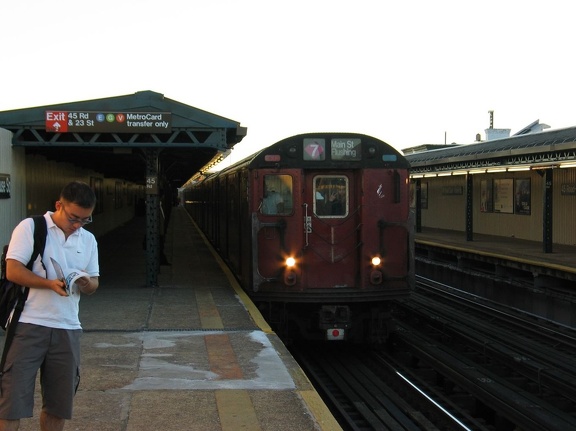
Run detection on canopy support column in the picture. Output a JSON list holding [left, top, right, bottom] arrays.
[[145, 148, 161, 287], [466, 174, 473, 241], [543, 168, 553, 253]]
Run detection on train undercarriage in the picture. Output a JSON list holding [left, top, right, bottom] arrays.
[[257, 300, 393, 344]]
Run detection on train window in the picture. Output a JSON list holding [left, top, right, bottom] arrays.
[[261, 175, 293, 215], [314, 176, 348, 217]]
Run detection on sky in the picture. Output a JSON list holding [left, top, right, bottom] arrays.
[[1, 0, 574, 168]]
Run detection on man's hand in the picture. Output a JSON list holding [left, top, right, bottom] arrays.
[[77, 276, 99, 295], [49, 279, 68, 296]]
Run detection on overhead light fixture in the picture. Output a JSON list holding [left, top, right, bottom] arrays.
[[468, 169, 486, 175], [531, 164, 558, 170], [486, 167, 507, 173], [507, 166, 531, 172], [436, 172, 452, 177], [559, 162, 576, 169]]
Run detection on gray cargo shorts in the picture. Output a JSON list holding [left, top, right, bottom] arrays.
[[0, 323, 81, 420]]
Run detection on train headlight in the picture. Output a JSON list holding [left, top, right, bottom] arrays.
[[284, 257, 297, 285], [370, 256, 382, 285]]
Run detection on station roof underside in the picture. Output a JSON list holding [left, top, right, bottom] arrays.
[[0, 91, 247, 186]]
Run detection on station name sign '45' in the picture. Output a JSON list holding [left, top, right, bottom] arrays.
[[45, 111, 172, 134]]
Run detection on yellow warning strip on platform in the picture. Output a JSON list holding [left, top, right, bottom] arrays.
[[216, 389, 261, 431], [299, 390, 343, 431], [195, 288, 224, 329], [189, 217, 273, 334]]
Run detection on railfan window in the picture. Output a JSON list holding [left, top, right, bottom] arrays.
[[314, 175, 348, 217], [261, 175, 293, 215]]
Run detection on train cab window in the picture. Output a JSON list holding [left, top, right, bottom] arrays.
[[314, 176, 348, 217], [261, 175, 293, 215]]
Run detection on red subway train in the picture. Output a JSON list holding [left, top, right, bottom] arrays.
[[182, 133, 414, 343]]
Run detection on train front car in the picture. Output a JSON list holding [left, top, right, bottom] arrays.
[[248, 133, 413, 343]]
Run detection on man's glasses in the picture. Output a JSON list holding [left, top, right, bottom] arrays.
[[60, 204, 92, 225]]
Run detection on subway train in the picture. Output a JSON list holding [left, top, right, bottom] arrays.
[[182, 133, 414, 343]]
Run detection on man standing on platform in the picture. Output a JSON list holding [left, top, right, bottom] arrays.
[[0, 181, 99, 431]]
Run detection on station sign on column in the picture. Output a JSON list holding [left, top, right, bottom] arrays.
[[45, 111, 172, 134], [146, 176, 158, 195]]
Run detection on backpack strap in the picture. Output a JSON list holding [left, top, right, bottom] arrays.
[[0, 245, 7, 281], [18, 216, 47, 304], [31, 215, 48, 265]]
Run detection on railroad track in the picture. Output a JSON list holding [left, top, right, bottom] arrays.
[[290, 342, 480, 430], [390, 276, 576, 430], [289, 277, 576, 430]]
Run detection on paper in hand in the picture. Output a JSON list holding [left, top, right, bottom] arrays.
[[50, 257, 89, 295]]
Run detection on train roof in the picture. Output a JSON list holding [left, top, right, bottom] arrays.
[[236, 132, 410, 171], [405, 126, 576, 173], [183, 133, 408, 187]]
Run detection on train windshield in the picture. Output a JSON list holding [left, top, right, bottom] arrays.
[[261, 174, 293, 215], [313, 175, 348, 217]]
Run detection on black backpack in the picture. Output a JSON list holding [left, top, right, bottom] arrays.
[[0, 216, 47, 331], [0, 216, 47, 377]]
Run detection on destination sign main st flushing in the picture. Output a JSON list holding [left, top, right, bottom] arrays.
[[45, 111, 172, 134]]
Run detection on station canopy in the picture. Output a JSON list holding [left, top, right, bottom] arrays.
[[405, 126, 576, 175], [0, 91, 246, 187]]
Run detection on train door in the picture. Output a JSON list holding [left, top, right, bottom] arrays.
[[303, 172, 360, 288], [253, 172, 298, 289]]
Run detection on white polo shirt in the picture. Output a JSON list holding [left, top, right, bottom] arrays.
[[6, 212, 99, 330]]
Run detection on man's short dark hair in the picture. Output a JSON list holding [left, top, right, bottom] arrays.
[[60, 181, 97, 209]]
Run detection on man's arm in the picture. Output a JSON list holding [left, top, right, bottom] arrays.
[[6, 259, 68, 296], [78, 276, 99, 295]]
